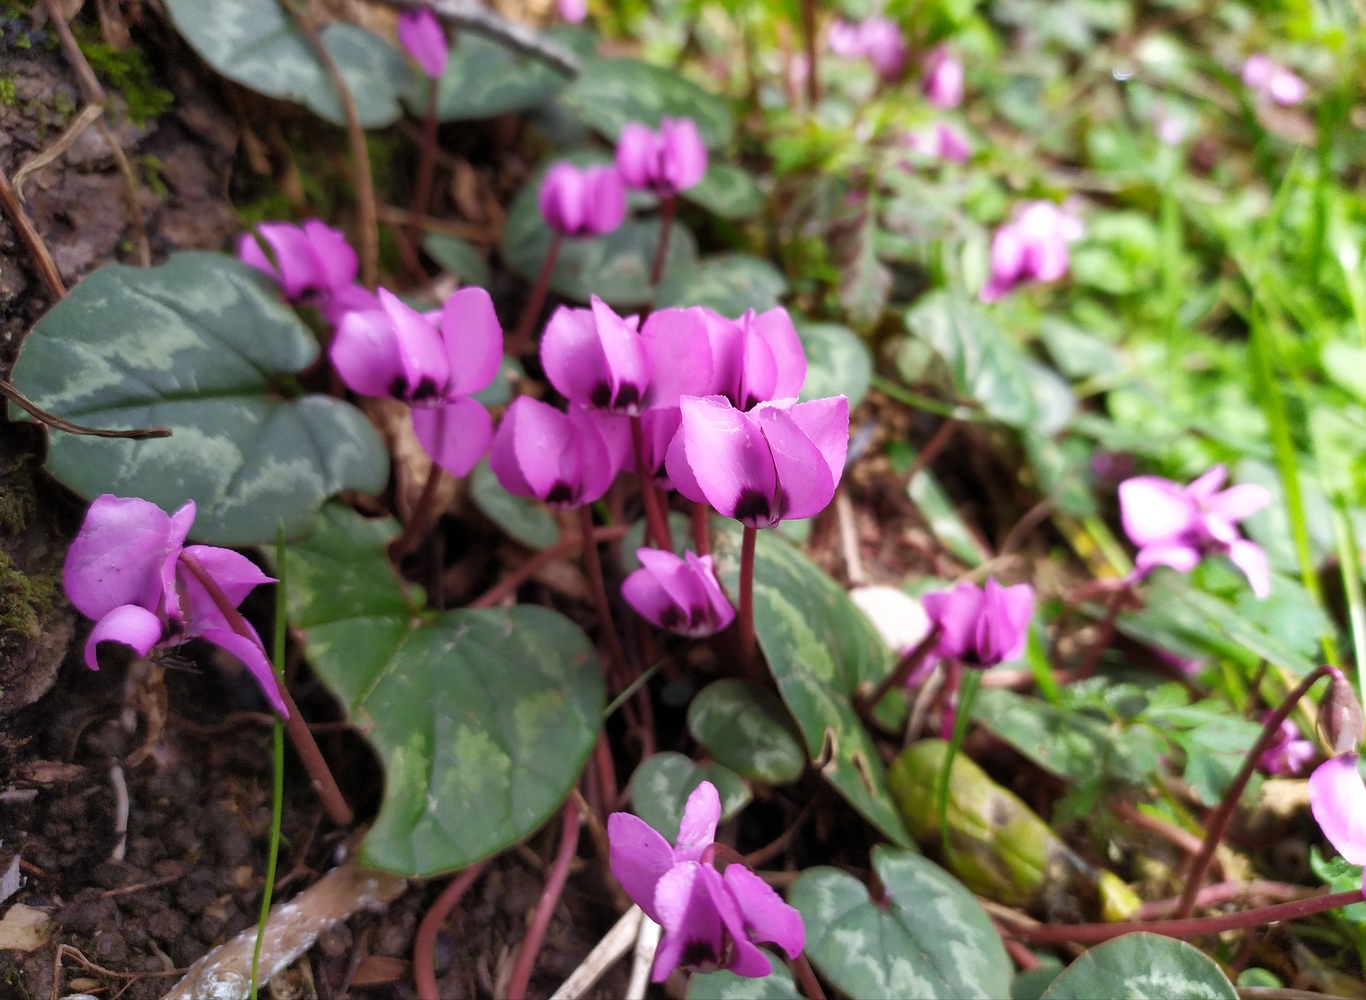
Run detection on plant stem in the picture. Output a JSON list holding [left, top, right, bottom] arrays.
[[938, 665, 980, 856], [506, 797, 581, 1000], [739, 526, 758, 681], [413, 861, 488, 1000], [0, 165, 65, 298], [938, 661, 963, 741], [858, 626, 941, 717], [799, 0, 819, 108], [509, 233, 562, 357], [691, 501, 711, 557], [468, 525, 629, 609], [406, 77, 441, 253], [579, 506, 632, 684], [1174, 664, 1333, 919], [650, 195, 676, 286], [1073, 584, 1129, 681], [391, 462, 448, 561], [631, 415, 672, 550], [1001, 887, 1362, 945], [791, 952, 827, 1000], [177, 552, 354, 828]]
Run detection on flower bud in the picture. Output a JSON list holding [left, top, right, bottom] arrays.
[[1317, 669, 1365, 755]]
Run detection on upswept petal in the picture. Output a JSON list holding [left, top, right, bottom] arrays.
[[84, 604, 163, 671], [976, 578, 1033, 666], [584, 166, 627, 235], [607, 811, 675, 923], [539, 163, 586, 235], [639, 407, 681, 487], [180, 544, 275, 636], [922, 583, 983, 661], [641, 308, 715, 407], [300, 220, 358, 293], [1203, 482, 1271, 524], [724, 864, 805, 958], [199, 626, 288, 717], [380, 290, 451, 403], [541, 306, 606, 407], [616, 123, 658, 190], [587, 296, 651, 413], [1184, 464, 1228, 500], [161, 501, 197, 621], [699, 309, 744, 404], [633, 548, 706, 623], [785, 395, 849, 485], [440, 286, 503, 397], [1119, 476, 1198, 546], [557, 0, 587, 21], [736, 316, 779, 410], [319, 285, 380, 326], [1134, 543, 1202, 575], [237, 232, 280, 283], [397, 7, 448, 79], [330, 307, 411, 399], [674, 780, 721, 862], [413, 397, 494, 478], [257, 222, 325, 300], [672, 396, 777, 526], [64, 495, 177, 622], [1310, 753, 1366, 866], [1227, 539, 1271, 599], [566, 404, 621, 505], [689, 552, 736, 632], [706, 864, 773, 978], [490, 397, 579, 503], [660, 118, 708, 193], [652, 862, 725, 981], [622, 564, 684, 632], [755, 404, 837, 521]]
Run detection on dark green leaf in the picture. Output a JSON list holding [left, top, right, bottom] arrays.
[[468, 459, 560, 550], [561, 56, 733, 148], [687, 680, 806, 785], [656, 254, 787, 316], [684, 162, 765, 219], [628, 752, 751, 842], [796, 321, 872, 408], [421, 234, 490, 287], [1039, 933, 1236, 1000], [687, 950, 802, 999]]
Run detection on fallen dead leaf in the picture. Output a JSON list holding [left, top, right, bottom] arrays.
[[18, 759, 85, 784], [349, 954, 408, 987], [0, 902, 53, 952]]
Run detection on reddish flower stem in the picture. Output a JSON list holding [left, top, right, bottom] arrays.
[[739, 526, 758, 681], [1072, 583, 1129, 681], [1174, 664, 1334, 919], [857, 625, 941, 718], [406, 77, 441, 253], [579, 505, 632, 684], [413, 861, 488, 1000], [390, 462, 447, 561], [468, 525, 629, 610], [506, 796, 582, 1000], [593, 731, 618, 820], [800, 0, 819, 108], [790, 952, 827, 1000], [630, 415, 673, 550], [1001, 887, 1363, 945], [692, 501, 711, 557], [176, 552, 354, 828], [939, 661, 963, 740], [509, 232, 563, 357], [650, 195, 676, 286]]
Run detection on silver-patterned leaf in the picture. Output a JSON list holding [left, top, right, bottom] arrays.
[[628, 752, 751, 842], [561, 56, 733, 148], [1040, 933, 1236, 999]]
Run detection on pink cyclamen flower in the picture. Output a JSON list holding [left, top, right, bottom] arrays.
[[666, 395, 848, 529], [538, 163, 627, 239], [596, 406, 681, 488], [557, 0, 587, 21], [609, 781, 805, 981], [330, 287, 501, 476], [397, 7, 448, 80], [1241, 54, 1307, 107], [541, 297, 650, 415], [238, 220, 374, 323], [616, 118, 708, 197], [1118, 465, 1272, 598], [922, 578, 1034, 670], [63, 496, 284, 715], [904, 123, 972, 163], [923, 47, 964, 108], [643, 307, 807, 413], [490, 397, 624, 509], [980, 201, 1084, 302], [623, 549, 735, 637], [829, 17, 907, 79], [1310, 752, 1366, 867], [1259, 715, 1316, 776]]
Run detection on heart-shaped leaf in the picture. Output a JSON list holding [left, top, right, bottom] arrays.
[[468, 458, 560, 550], [421, 234, 489, 288], [165, 0, 410, 128], [282, 503, 603, 876], [9, 253, 388, 545], [687, 950, 802, 999], [562, 56, 733, 148], [796, 321, 872, 408], [684, 162, 764, 219], [1040, 933, 1236, 999], [790, 847, 1012, 1000], [502, 176, 697, 308], [628, 752, 751, 842], [406, 25, 595, 121], [687, 680, 805, 785], [657, 254, 787, 316], [710, 523, 911, 846]]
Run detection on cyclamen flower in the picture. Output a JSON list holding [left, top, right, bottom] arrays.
[[1242, 54, 1307, 107], [539, 163, 627, 239], [541, 297, 650, 415], [981, 201, 1083, 302], [63, 495, 284, 716], [1310, 753, 1366, 867], [557, 0, 587, 22], [330, 287, 501, 476], [397, 7, 448, 80], [1259, 716, 1316, 776], [490, 397, 624, 509], [904, 123, 971, 164], [1118, 465, 1271, 598], [238, 220, 374, 323], [828, 17, 907, 79], [623, 549, 735, 638], [609, 782, 804, 981], [666, 395, 848, 530], [923, 47, 964, 108], [598, 406, 681, 488], [616, 119, 708, 197], [922, 578, 1034, 670]]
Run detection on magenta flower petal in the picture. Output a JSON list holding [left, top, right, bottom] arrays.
[[749, 308, 807, 403], [607, 811, 675, 924], [397, 7, 448, 79], [786, 396, 849, 485], [440, 286, 503, 397], [670, 396, 777, 526], [1310, 753, 1366, 865], [1242, 54, 1274, 88], [539, 163, 586, 235], [1134, 542, 1202, 575], [923, 583, 984, 662], [861, 17, 907, 79], [723, 864, 805, 959], [237, 232, 280, 283], [736, 318, 779, 410], [674, 779, 722, 862], [924, 46, 964, 108], [624, 406, 679, 487], [300, 220, 358, 293], [1227, 539, 1271, 598], [331, 307, 411, 399], [1268, 68, 1307, 106], [828, 20, 863, 58], [413, 397, 494, 477], [199, 627, 288, 717], [616, 123, 657, 190], [320, 285, 381, 326], [381, 290, 452, 403], [1185, 464, 1228, 500], [584, 166, 627, 235], [558, 0, 587, 22], [64, 495, 180, 622], [541, 298, 651, 414], [641, 308, 715, 407], [660, 118, 708, 193], [489, 398, 619, 508], [652, 862, 727, 981], [754, 404, 837, 521], [256, 222, 328, 300], [976, 578, 1033, 665], [84, 604, 163, 671], [179, 544, 275, 637], [1203, 482, 1271, 524], [1119, 476, 1197, 547]]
